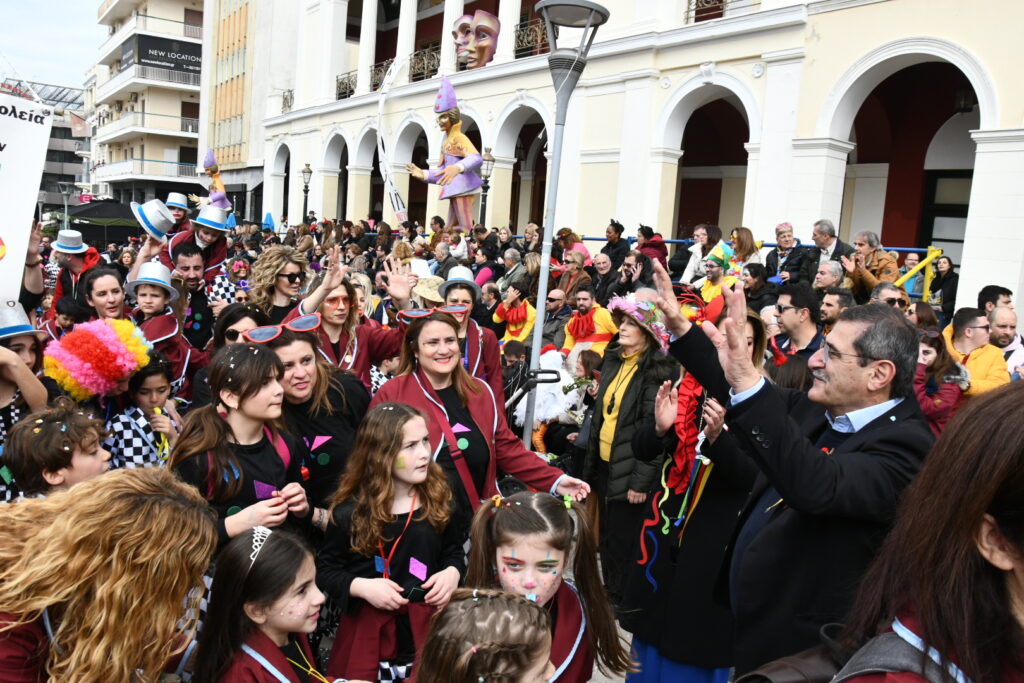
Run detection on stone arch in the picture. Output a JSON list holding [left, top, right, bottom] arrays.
[[391, 112, 435, 163], [656, 69, 762, 149], [353, 122, 380, 167], [492, 94, 553, 159], [817, 36, 998, 139], [321, 127, 351, 169], [272, 139, 292, 174]]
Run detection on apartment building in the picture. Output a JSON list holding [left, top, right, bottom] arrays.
[[201, 0, 1024, 309], [88, 0, 205, 204]]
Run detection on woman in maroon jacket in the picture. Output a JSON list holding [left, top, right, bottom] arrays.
[[913, 329, 966, 437], [370, 309, 589, 534], [285, 249, 411, 391]]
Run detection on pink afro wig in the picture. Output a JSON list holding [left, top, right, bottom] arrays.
[[44, 319, 152, 401]]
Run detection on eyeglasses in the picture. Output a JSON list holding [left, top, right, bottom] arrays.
[[969, 324, 991, 332], [776, 304, 799, 314], [546, 297, 563, 303], [881, 297, 907, 309], [243, 313, 322, 343], [276, 272, 307, 284], [397, 304, 470, 323], [821, 341, 876, 364]]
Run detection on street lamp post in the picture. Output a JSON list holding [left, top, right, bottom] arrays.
[[521, 0, 610, 447], [301, 163, 313, 221], [479, 147, 496, 227], [37, 191, 46, 224], [57, 181, 74, 232]]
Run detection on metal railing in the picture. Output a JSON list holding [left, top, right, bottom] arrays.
[[95, 111, 199, 138], [895, 245, 943, 302], [336, 70, 357, 100], [515, 19, 552, 59], [99, 12, 202, 59], [410, 46, 440, 82], [686, 0, 760, 23], [282, 89, 294, 113], [97, 64, 201, 102], [94, 158, 199, 180], [371, 59, 394, 91]]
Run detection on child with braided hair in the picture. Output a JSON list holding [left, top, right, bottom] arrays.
[[466, 491, 636, 682], [417, 588, 555, 683]]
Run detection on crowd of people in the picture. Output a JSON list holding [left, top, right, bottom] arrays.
[[0, 202, 1022, 683]]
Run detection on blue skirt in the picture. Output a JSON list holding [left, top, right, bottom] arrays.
[[626, 636, 730, 683]]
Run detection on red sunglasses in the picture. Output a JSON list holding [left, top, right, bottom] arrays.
[[243, 313, 322, 343], [397, 304, 470, 323]]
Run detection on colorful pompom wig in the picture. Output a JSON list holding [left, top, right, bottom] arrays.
[[44, 319, 152, 401]]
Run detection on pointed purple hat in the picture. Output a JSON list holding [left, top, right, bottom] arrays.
[[203, 147, 217, 169], [434, 75, 459, 113]]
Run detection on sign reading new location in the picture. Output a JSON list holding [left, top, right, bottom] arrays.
[[135, 35, 202, 73]]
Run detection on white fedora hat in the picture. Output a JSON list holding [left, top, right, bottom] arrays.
[[125, 261, 179, 303], [131, 199, 175, 242], [192, 205, 229, 232], [52, 229, 89, 255], [437, 265, 481, 301], [0, 306, 46, 342], [165, 192, 190, 211]]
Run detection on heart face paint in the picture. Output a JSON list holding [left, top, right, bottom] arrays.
[[253, 553, 324, 646], [495, 535, 566, 607]]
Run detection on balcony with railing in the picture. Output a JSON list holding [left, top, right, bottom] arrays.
[[336, 71, 356, 100], [96, 64, 201, 104], [686, 0, 760, 23], [99, 13, 202, 64], [94, 111, 199, 144], [371, 59, 394, 92], [410, 47, 440, 82], [93, 158, 201, 182], [514, 19, 552, 59]]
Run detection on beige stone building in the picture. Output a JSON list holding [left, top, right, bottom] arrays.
[[88, 0, 205, 203], [202, 0, 1024, 308]]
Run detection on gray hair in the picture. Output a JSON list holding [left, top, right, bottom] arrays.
[[839, 304, 917, 399], [814, 219, 836, 237], [435, 242, 450, 257], [819, 260, 844, 280], [503, 249, 521, 264], [854, 230, 881, 249], [870, 282, 902, 300]]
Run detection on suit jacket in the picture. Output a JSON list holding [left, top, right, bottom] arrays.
[[668, 326, 933, 674], [798, 239, 855, 286]]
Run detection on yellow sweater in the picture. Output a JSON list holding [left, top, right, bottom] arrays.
[[941, 325, 1010, 396], [599, 351, 640, 462]]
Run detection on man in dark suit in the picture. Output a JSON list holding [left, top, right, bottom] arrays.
[[798, 218, 855, 286], [651, 261, 933, 674]]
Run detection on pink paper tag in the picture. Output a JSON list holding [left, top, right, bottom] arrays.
[[451, 423, 471, 434], [309, 435, 332, 451], [253, 481, 276, 500], [409, 557, 428, 581]]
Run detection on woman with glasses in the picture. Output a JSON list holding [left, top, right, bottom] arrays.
[[842, 230, 900, 304], [248, 245, 310, 324], [371, 309, 590, 537], [282, 248, 413, 392]]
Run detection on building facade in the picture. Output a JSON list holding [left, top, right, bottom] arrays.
[[201, 0, 1024, 309], [88, 0, 206, 203]]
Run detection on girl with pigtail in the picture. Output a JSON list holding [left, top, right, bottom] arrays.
[[317, 402, 464, 683], [466, 491, 636, 682], [417, 588, 555, 683], [169, 343, 310, 549]]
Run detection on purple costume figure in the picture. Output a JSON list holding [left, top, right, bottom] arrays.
[[190, 148, 232, 211], [406, 76, 482, 231]]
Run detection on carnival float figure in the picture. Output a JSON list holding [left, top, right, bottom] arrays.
[[452, 10, 500, 69], [189, 148, 232, 211], [406, 76, 482, 232]]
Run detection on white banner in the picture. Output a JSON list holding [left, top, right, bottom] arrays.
[[0, 92, 53, 308]]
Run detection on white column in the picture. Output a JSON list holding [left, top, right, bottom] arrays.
[[354, 0, 378, 95], [439, 0, 465, 75], [786, 137, 854, 242], [293, 5, 309, 107], [318, 0, 349, 103], [394, 0, 417, 85], [958, 129, 1024, 310], [493, 0, 522, 65]]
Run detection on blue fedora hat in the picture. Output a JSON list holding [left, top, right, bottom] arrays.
[[192, 205, 229, 232], [125, 261, 179, 303], [0, 307, 46, 342], [52, 229, 89, 255], [131, 199, 175, 242]]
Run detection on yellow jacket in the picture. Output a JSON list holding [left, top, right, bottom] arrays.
[[942, 325, 1011, 396], [561, 305, 618, 357], [494, 300, 536, 345]]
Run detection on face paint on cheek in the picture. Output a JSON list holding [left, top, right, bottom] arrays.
[[396, 456, 406, 469]]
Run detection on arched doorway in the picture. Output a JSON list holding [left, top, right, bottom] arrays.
[[840, 63, 977, 261], [494, 102, 549, 233], [271, 142, 291, 227], [322, 132, 349, 222], [676, 97, 749, 239]]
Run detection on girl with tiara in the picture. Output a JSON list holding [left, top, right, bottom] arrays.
[[169, 343, 310, 548], [417, 588, 555, 683], [317, 403, 464, 682], [192, 527, 357, 683], [0, 468, 216, 680], [466, 491, 635, 682]]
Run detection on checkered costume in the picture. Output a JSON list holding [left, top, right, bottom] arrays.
[[0, 393, 27, 502], [207, 274, 238, 304], [105, 406, 173, 469]]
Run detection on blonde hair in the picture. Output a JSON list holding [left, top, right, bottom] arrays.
[[350, 271, 376, 319], [391, 241, 414, 263], [248, 245, 310, 312], [0, 468, 217, 681]]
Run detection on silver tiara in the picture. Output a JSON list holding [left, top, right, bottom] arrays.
[[249, 526, 272, 568]]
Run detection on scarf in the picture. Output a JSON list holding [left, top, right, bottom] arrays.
[[501, 301, 528, 328], [668, 372, 704, 493], [566, 307, 597, 340]]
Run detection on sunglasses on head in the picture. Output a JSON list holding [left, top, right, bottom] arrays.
[[276, 272, 307, 284], [918, 329, 940, 339], [242, 313, 322, 343], [397, 304, 470, 323]]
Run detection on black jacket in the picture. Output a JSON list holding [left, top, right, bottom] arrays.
[[582, 342, 678, 502], [593, 272, 617, 307], [669, 326, 933, 674], [798, 239, 854, 286], [929, 271, 959, 321], [601, 239, 631, 271], [764, 243, 809, 283]]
